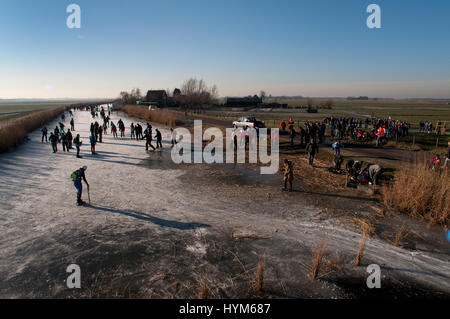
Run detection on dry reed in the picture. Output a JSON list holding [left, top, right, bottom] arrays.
[[0, 107, 64, 153], [383, 165, 449, 226]]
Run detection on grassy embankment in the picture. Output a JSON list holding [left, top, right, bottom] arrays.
[[0, 106, 65, 153], [118, 105, 185, 127]]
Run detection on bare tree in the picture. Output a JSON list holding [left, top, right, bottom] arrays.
[[119, 88, 142, 105], [324, 99, 334, 109], [177, 78, 218, 109], [260, 90, 267, 102]]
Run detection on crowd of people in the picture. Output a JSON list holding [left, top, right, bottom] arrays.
[[280, 116, 413, 148], [41, 114, 79, 156], [38, 106, 448, 203], [42, 105, 180, 162], [277, 116, 448, 191], [419, 120, 446, 135]]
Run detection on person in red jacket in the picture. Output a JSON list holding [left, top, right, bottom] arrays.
[[288, 118, 294, 129], [280, 120, 287, 131], [376, 126, 385, 148], [430, 154, 441, 170]]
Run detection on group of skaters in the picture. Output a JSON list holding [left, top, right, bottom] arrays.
[[41, 113, 81, 156]]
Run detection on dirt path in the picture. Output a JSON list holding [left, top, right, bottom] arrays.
[[0, 110, 448, 298]]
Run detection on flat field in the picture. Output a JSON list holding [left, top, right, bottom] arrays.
[[201, 99, 450, 129]]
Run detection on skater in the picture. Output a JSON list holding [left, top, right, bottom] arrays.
[[54, 126, 60, 142], [118, 119, 125, 138], [111, 123, 118, 138], [71, 166, 89, 206], [90, 123, 95, 138], [94, 122, 99, 142], [41, 126, 48, 143], [143, 127, 156, 151], [73, 134, 82, 158], [155, 129, 163, 149], [98, 125, 103, 143], [130, 123, 135, 139], [170, 128, 177, 146], [282, 159, 293, 191], [70, 118, 75, 131], [66, 129, 73, 149], [49, 132, 58, 153], [135, 124, 143, 140], [61, 132, 70, 152], [305, 139, 319, 166], [89, 134, 97, 155]]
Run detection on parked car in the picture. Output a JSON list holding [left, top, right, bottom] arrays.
[[307, 106, 318, 113], [232, 116, 265, 129]]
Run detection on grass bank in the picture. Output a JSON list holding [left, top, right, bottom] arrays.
[[118, 105, 185, 127], [0, 106, 65, 153]]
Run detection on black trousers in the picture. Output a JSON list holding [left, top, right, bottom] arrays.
[[146, 141, 156, 150], [157, 140, 162, 148], [51, 143, 57, 153], [63, 142, 69, 152], [42, 134, 47, 143], [284, 179, 292, 191]]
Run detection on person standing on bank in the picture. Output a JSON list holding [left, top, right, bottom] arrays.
[[282, 159, 294, 192], [305, 138, 319, 166]]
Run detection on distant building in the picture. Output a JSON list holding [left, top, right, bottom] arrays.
[[347, 96, 369, 101], [145, 90, 168, 107], [225, 95, 262, 107]]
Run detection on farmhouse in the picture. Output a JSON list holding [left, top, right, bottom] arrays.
[[145, 90, 168, 107]]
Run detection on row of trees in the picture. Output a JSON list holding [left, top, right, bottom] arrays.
[[119, 78, 219, 108], [120, 88, 142, 105], [175, 78, 218, 108]]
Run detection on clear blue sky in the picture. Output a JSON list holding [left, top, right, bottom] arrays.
[[0, 0, 449, 99]]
